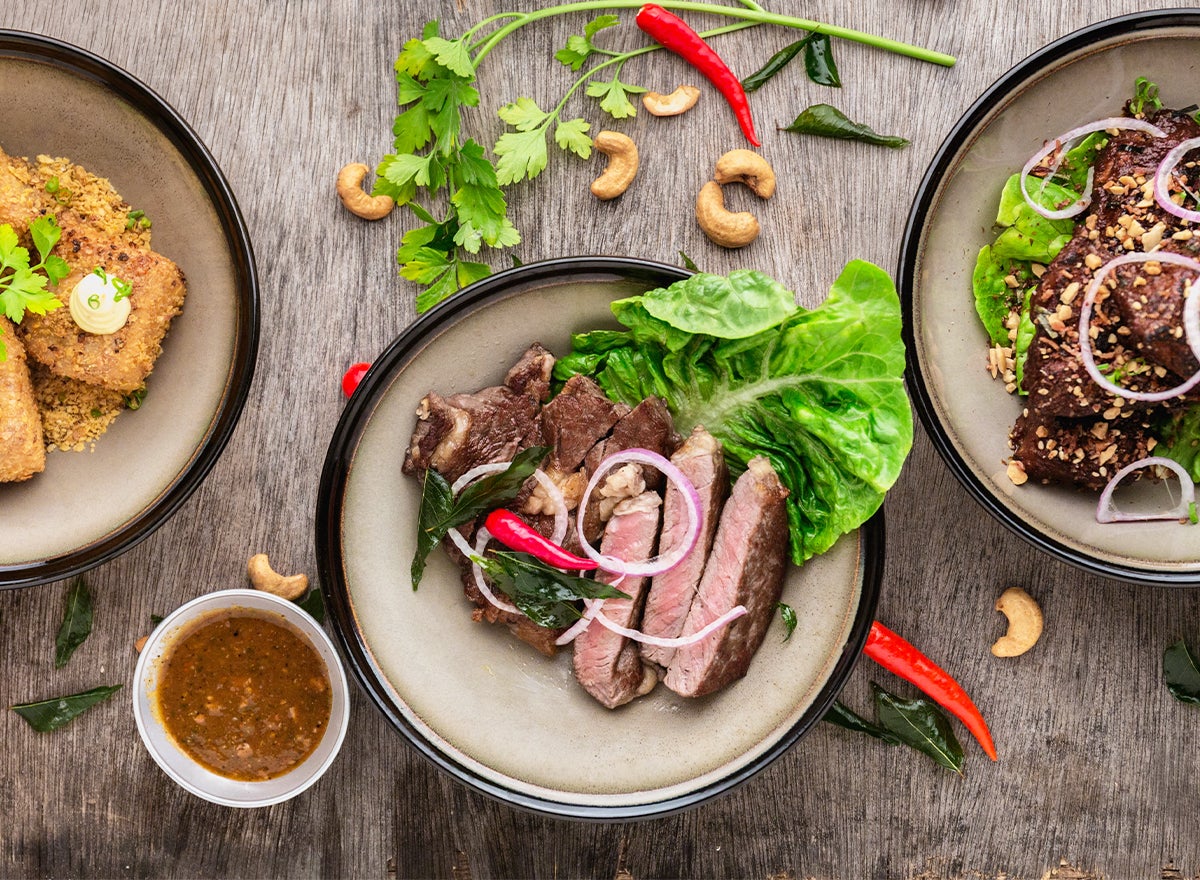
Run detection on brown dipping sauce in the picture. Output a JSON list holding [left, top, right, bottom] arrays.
[[154, 609, 332, 781]]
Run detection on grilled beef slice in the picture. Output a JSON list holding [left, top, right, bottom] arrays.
[[538, 374, 628, 473], [664, 457, 789, 698], [402, 343, 552, 484], [640, 426, 729, 669], [573, 492, 662, 708], [1012, 109, 1200, 486]]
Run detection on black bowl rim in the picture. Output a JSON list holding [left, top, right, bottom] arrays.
[[898, 8, 1200, 587], [0, 30, 260, 590], [314, 254, 884, 821]]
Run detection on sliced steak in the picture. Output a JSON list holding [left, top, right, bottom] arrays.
[[572, 491, 662, 709], [664, 457, 789, 698], [539, 374, 628, 473], [640, 426, 729, 669], [503, 341, 555, 400]]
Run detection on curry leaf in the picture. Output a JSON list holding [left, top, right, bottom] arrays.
[[873, 682, 964, 773], [803, 34, 840, 87], [411, 445, 550, 588], [12, 685, 123, 732], [54, 576, 93, 669], [783, 103, 909, 148], [296, 587, 326, 624], [777, 602, 798, 640], [822, 699, 902, 744], [1164, 639, 1200, 705], [481, 551, 629, 628]]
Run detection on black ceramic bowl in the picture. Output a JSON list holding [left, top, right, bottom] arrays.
[[315, 256, 883, 819], [899, 10, 1200, 584], [0, 31, 258, 589]]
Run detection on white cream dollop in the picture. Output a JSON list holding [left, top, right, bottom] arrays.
[[68, 270, 131, 335]]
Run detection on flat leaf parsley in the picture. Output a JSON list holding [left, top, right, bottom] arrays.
[[0, 214, 70, 361]]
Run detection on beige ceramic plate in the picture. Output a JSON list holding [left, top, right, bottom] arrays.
[[900, 10, 1200, 584], [0, 32, 257, 588], [316, 257, 882, 818]]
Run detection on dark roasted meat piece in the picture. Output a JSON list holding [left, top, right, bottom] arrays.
[[402, 344, 552, 484], [664, 457, 789, 698], [572, 491, 661, 708], [538, 374, 628, 473], [640, 426, 728, 669]]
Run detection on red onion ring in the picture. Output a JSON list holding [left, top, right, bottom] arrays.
[[554, 598, 604, 646], [1021, 118, 1166, 220], [450, 461, 568, 545], [587, 600, 748, 648], [446, 525, 522, 615], [1077, 252, 1200, 401], [1097, 456, 1196, 523], [575, 448, 702, 577], [1154, 135, 1200, 224]]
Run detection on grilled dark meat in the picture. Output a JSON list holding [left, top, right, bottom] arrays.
[[664, 457, 789, 698], [1012, 109, 1200, 486], [538, 374, 627, 473], [402, 343, 552, 484]]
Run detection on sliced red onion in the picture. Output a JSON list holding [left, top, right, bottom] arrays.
[[589, 602, 748, 648], [1097, 456, 1196, 523], [554, 598, 604, 646], [1077, 252, 1200, 401], [1185, 278, 1200, 365], [1154, 135, 1200, 223], [446, 525, 522, 615], [576, 448, 701, 577], [451, 462, 567, 545], [1021, 118, 1165, 220]]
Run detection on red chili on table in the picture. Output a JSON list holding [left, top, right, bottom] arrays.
[[341, 362, 371, 397], [634, 3, 760, 147], [484, 509, 598, 571], [863, 620, 999, 761]]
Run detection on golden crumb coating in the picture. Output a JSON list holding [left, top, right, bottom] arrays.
[[19, 209, 187, 393], [0, 316, 46, 482]]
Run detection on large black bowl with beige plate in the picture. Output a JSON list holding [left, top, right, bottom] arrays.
[[899, 10, 1200, 585], [315, 256, 882, 819], [0, 32, 258, 589]]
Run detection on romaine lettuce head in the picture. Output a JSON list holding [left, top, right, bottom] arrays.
[[554, 260, 913, 564]]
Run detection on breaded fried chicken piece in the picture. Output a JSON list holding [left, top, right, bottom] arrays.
[[19, 209, 186, 393], [0, 316, 46, 482]]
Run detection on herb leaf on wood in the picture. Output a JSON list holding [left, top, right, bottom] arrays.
[[54, 576, 93, 669], [1164, 638, 1200, 705], [783, 103, 909, 148], [11, 685, 123, 732]]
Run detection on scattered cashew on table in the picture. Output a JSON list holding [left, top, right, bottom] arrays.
[[590, 131, 639, 200], [696, 149, 775, 248], [337, 162, 395, 220], [247, 553, 310, 601], [992, 586, 1043, 657]]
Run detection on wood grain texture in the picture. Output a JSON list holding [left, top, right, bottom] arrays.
[[3, 1, 1200, 878]]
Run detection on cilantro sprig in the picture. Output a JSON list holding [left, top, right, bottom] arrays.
[[375, 3, 954, 313], [0, 214, 70, 361]]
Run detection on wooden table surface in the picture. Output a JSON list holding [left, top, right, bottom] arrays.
[[3, 1, 1200, 878]]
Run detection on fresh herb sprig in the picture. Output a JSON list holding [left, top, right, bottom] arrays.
[[375, 3, 953, 312], [824, 683, 965, 773], [0, 214, 70, 361]]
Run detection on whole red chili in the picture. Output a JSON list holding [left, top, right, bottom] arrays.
[[484, 509, 599, 571], [635, 3, 760, 147], [864, 621, 998, 761]]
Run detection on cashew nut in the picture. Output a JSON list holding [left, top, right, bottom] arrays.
[[642, 85, 701, 117], [713, 149, 777, 199], [247, 553, 309, 601], [590, 131, 639, 200], [991, 586, 1043, 657], [695, 180, 760, 248], [337, 162, 395, 220]]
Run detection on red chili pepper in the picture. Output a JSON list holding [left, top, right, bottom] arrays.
[[634, 4, 760, 147], [341, 361, 371, 397], [864, 621, 998, 761], [484, 509, 599, 571]]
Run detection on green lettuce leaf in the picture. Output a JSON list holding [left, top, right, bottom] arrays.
[[557, 261, 912, 563]]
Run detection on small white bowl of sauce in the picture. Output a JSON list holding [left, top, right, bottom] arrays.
[[132, 589, 350, 807]]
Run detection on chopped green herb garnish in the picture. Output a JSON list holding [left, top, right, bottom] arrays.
[[125, 209, 151, 230], [0, 215, 71, 361]]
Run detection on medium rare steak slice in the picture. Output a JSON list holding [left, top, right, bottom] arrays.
[[573, 491, 661, 709], [640, 426, 728, 669], [664, 457, 789, 698], [402, 344, 551, 483]]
